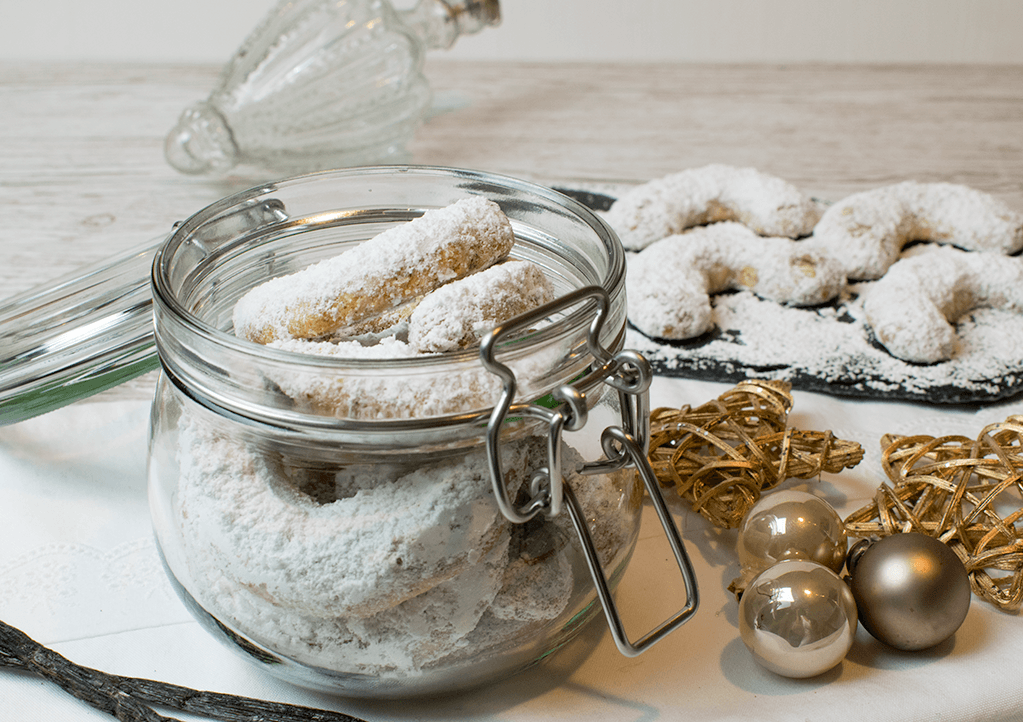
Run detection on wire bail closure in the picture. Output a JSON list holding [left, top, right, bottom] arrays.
[[480, 285, 699, 656]]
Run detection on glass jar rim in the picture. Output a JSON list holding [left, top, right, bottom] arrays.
[[154, 165, 625, 368], [151, 165, 628, 428]]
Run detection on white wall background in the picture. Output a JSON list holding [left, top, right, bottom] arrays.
[[1, 0, 1021, 64]]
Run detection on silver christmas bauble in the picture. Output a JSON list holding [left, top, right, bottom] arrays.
[[737, 490, 848, 577], [738, 560, 858, 678], [847, 532, 971, 651]]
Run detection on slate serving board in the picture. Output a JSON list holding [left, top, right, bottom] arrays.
[[554, 185, 1023, 405]]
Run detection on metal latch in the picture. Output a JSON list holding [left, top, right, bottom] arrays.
[[480, 285, 699, 657]]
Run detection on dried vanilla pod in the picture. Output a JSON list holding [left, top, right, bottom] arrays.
[[0, 619, 367, 722]]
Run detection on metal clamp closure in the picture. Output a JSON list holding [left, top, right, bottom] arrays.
[[479, 285, 699, 656]]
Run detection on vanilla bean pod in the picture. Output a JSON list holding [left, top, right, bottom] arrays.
[[0, 620, 368, 722]]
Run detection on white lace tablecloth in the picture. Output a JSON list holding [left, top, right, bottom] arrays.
[[3, 376, 1023, 722]]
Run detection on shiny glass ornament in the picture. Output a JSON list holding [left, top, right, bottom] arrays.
[[165, 0, 500, 176], [738, 560, 858, 678], [737, 490, 848, 578], [847, 532, 971, 651]]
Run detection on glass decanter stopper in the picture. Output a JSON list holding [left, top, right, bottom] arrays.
[[165, 0, 500, 176]]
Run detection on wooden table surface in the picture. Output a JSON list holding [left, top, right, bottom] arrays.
[[2, 60, 1021, 302]]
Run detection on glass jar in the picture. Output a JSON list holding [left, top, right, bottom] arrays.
[[147, 166, 697, 698]]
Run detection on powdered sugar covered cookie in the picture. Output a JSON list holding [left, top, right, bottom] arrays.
[[862, 245, 1023, 363], [605, 164, 822, 250], [808, 181, 1023, 280], [409, 260, 556, 353], [233, 196, 515, 344], [627, 222, 845, 340], [176, 417, 534, 619]]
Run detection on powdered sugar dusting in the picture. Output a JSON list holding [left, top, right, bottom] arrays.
[[625, 287, 1023, 403], [177, 417, 527, 619], [175, 417, 637, 676], [268, 336, 506, 418]]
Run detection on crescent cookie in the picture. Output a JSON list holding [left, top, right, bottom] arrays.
[[233, 196, 515, 344], [862, 245, 1023, 364], [605, 164, 822, 250], [808, 181, 1023, 280], [408, 260, 556, 353], [626, 222, 845, 340], [176, 416, 536, 619]]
